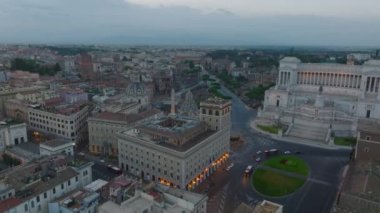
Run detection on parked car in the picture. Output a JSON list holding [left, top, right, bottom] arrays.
[[256, 157, 261, 162], [100, 159, 105, 163], [284, 151, 291, 154], [256, 150, 262, 155]]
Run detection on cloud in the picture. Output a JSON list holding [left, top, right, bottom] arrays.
[[123, 0, 380, 18], [0, 0, 379, 46]]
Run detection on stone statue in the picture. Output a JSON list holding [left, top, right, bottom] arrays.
[[318, 85, 323, 94]]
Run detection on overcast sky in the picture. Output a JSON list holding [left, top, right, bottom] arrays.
[[0, 0, 379, 46]]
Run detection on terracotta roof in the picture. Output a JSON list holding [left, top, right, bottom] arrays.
[[0, 198, 23, 212], [91, 109, 161, 124]]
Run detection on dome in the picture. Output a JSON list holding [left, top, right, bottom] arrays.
[[126, 82, 148, 97]]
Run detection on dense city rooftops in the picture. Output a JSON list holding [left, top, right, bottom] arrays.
[[0, 155, 92, 201]]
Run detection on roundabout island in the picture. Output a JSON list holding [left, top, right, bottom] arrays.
[[252, 155, 309, 197]]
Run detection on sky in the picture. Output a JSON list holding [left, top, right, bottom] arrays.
[[0, 0, 379, 46]]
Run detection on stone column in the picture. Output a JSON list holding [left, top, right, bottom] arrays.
[[344, 74, 347, 88], [328, 73, 331, 86]]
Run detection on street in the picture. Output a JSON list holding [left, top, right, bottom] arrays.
[[205, 86, 351, 213]]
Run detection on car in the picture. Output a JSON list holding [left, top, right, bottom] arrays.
[[225, 163, 234, 171], [99, 159, 105, 163], [284, 151, 291, 154], [244, 165, 254, 176], [256, 157, 261, 162], [78, 152, 85, 156], [256, 150, 262, 155]]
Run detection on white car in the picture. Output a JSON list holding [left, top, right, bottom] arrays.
[[256, 150, 262, 155], [99, 159, 105, 163], [225, 163, 234, 171], [256, 157, 261, 162], [284, 151, 291, 154]]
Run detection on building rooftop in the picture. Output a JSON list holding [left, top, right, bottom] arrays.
[[0, 198, 23, 213], [84, 179, 109, 192], [200, 97, 231, 108], [41, 138, 73, 148], [53, 189, 99, 211], [30, 100, 89, 116], [90, 109, 161, 124], [122, 115, 216, 152], [358, 118, 380, 133]]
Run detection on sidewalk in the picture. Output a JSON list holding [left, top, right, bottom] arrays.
[[251, 119, 352, 150]]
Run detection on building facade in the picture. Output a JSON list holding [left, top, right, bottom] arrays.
[[263, 57, 380, 121], [88, 109, 162, 156], [39, 139, 74, 156], [355, 119, 380, 161], [27, 105, 89, 143], [117, 98, 231, 190], [0, 122, 27, 150]]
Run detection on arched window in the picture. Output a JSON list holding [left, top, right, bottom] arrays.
[[208, 109, 212, 115], [215, 111, 219, 116]]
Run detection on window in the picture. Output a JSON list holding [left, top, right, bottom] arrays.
[[36, 195, 40, 202], [366, 136, 371, 141], [364, 147, 369, 152], [61, 184, 64, 189], [68, 180, 71, 186], [53, 188, 56, 194], [24, 204, 28, 211], [76, 176, 79, 182], [31, 201, 34, 208], [44, 192, 47, 198]]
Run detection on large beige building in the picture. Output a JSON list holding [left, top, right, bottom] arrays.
[[28, 104, 89, 143], [117, 98, 231, 190], [88, 109, 162, 156]]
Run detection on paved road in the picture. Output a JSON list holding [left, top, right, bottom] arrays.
[[207, 86, 351, 213]]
